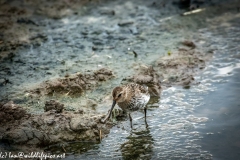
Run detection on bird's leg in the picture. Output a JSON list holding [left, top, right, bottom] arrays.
[[129, 113, 133, 129], [144, 107, 148, 128], [144, 107, 147, 121]]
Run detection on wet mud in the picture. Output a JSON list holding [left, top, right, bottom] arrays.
[[29, 68, 114, 97], [155, 45, 211, 87], [1, 68, 114, 151], [0, 0, 99, 60], [0, 101, 28, 128], [124, 41, 212, 96], [1, 101, 111, 147]]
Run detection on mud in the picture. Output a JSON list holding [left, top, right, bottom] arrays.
[[28, 68, 114, 97], [1, 101, 112, 149], [44, 100, 64, 113], [0, 0, 98, 60], [0, 101, 29, 129], [124, 41, 212, 95], [155, 43, 212, 87], [1, 68, 114, 150]]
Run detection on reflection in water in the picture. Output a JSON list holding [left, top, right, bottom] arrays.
[[121, 128, 153, 160], [47, 141, 99, 156]]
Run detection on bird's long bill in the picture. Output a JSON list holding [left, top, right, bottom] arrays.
[[102, 100, 116, 123]]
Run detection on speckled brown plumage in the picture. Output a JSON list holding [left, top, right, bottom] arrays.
[[113, 83, 150, 112], [102, 83, 150, 128]]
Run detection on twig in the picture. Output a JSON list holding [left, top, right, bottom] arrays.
[[133, 50, 138, 58], [65, 91, 71, 96], [99, 130, 102, 141], [62, 146, 66, 152]]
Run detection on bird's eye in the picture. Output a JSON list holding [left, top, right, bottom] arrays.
[[118, 93, 122, 97]]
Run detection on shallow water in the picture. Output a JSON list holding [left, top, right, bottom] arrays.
[[1, 0, 240, 159]]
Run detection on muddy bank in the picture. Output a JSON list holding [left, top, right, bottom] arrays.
[[0, 101, 111, 148], [124, 41, 213, 96], [1, 68, 114, 151], [28, 68, 114, 97], [155, 43, 212, 87], [0, 101, 29, 131]]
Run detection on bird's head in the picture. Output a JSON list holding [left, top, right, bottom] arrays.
[[112, 86, 126, 103]]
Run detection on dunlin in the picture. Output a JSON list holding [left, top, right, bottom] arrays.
[[102, 83, 150, 128]]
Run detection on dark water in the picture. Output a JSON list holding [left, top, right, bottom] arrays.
[[196, 20, 240, 160], [197, 68, 240, 160], [194, 32, 240, 159]]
